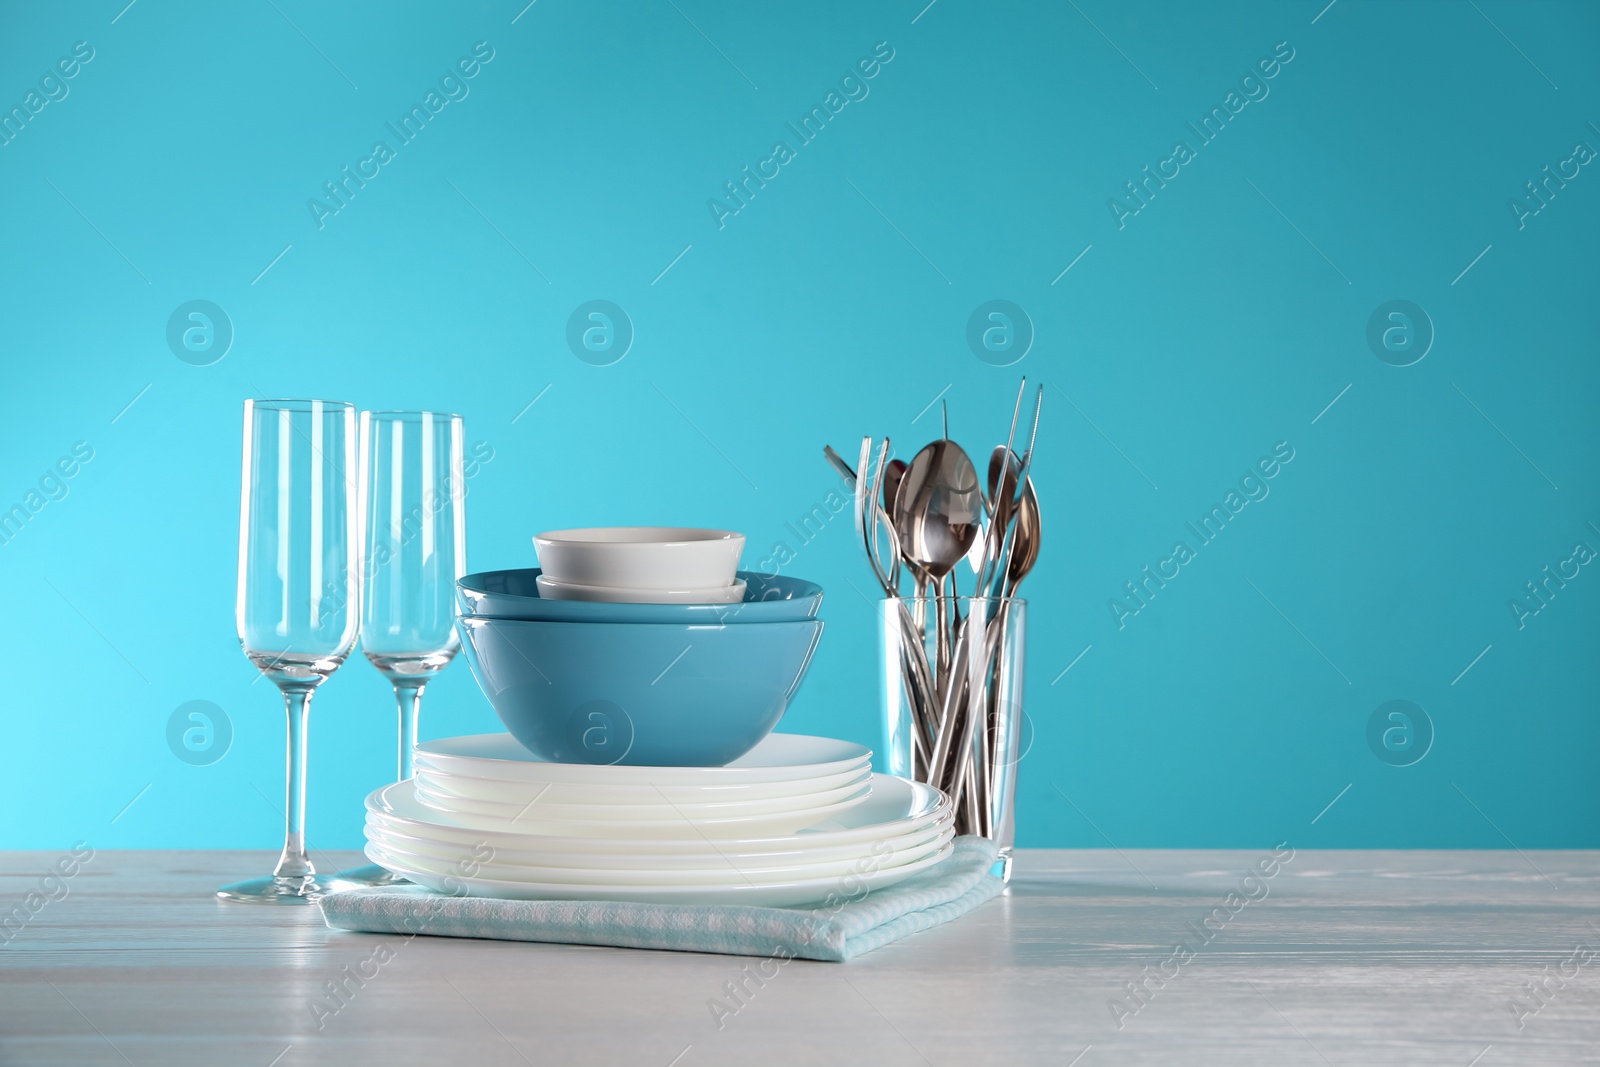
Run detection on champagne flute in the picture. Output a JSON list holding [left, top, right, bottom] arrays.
[[339, 410, 467, 886], [220, 399, 362, 904]]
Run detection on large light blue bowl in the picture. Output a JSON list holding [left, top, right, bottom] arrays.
[[455, 615, 825, 767], [456, 568, 823, 624]]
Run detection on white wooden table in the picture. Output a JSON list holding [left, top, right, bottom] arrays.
[[2, 849, 1596, 1065]]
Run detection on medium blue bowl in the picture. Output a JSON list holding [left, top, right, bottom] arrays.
[[455, 615, 825, 767], [456, 568, 823, 624]]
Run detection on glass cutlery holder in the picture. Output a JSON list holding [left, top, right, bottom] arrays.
[[878, 596, 1026, 880]]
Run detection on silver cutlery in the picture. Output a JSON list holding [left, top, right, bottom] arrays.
[[826, 379, 1043, 838]]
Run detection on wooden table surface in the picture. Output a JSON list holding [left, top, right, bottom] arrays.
[[1, 849, 1597, 1065]]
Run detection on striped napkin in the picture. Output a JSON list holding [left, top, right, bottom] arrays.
[[319, 836, 1003, 962]]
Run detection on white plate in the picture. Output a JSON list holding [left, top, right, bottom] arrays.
[[365, 816, 953, 872], [362, 840, 955, 906], [412, 771, 873, 821], [414, 732, 870, 785], [535, 574, 746, 604], [411, 763, 873, 806], [365, 823, 953, 886], [413, 733, 871, 786], [366, 775, 948, 855], [410, 780, 873, 837]]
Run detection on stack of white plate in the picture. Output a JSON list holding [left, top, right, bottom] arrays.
[[364, 733, 955, 906]]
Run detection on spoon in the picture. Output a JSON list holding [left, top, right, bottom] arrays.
[[884, 454, 939, 766], [985, 448, 1041, 597], [887, 452, 933, 632], [880, 458, 907, 526], [1007, 475, 1041, 593], [897, 438, 983, 788], [879, 453, 922, 605], [951, 450, 1041, 829], [894, 440, 982, 585], [982, 387, 1042, 601], [963, 475, 1039, 835], [986, 446, 1017, 520], [983, 446, 1018, 593], [895, 439, 982, 666]]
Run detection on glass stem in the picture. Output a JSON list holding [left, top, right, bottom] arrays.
[[274, 686, 315, 880], [395, 681, 426, 782]]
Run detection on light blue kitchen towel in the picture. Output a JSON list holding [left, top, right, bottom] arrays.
[[319, 836, 1003, 962]]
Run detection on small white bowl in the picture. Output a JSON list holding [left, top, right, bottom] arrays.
[[534, 527, 743, 590], [535, 574, 746, 604]]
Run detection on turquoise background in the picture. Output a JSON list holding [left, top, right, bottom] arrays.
[[1, 0, 1595, 855]]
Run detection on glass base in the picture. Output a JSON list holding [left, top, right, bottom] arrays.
[[990, 849, 1013, 884], [216, 873, 362, 904], [335, 863, 411, 887]]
